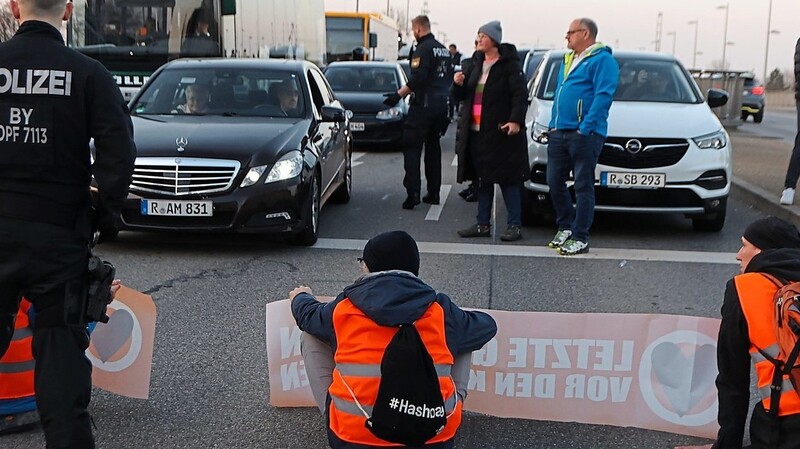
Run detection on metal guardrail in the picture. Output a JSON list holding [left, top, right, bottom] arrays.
[[690, 70, 746, 128]]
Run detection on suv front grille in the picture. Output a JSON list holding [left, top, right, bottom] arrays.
[[600, 137, 689, 169], [130, 157, 241, 196]]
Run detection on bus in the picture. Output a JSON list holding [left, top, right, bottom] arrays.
[[325, 12, 399, 63], [65, 0, 326, 100]]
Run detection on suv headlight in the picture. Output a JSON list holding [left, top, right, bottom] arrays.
[[240, 165, 267, 188], [532, 122, 550, 144], [693, 130, 728, 150], [265, 151, 303, 183], [376, 106, 403, 120]]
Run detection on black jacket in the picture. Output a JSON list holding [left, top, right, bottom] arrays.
[[452, 44, 528, 184], [0, 21, 135, 230], [406, 33, 452, 106], [714, 249, 800, 448]]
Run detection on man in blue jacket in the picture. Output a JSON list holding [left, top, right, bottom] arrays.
[[290, 230, 497, 448], [546, 18, 619, 256]]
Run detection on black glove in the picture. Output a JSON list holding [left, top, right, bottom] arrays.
[[383, 92, 402, 107]]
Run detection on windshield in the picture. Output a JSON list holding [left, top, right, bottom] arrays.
[[324, 66, 400, 92], [67, 0, 221, 59], [132, 67, 307, 118], [326, 16, 365, 62], [536, 55, 702, 104]]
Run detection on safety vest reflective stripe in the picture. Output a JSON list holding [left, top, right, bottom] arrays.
[[0, 300, 35, 400], [758, 378, 796, 401], [752, 343, 781, 363], [330, 389, 460, 418], [331, 393, 374, 416], [736, 273, 800, 416], [10, 327, 32, 341], [0, 359, 35, 374], [337, 362, 452, 377]]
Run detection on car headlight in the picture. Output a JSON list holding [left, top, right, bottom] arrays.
[[240, 165, 268, 188], [693, 130, 727, 150], [376, 106, 403, 120], [265, 151, 303, 183], [532, 122, 550, 144]]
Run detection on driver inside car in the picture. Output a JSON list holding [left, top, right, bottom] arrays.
[[174, 84, 210, 114]]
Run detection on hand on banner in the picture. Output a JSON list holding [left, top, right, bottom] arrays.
[[289, 286, 313, 302]]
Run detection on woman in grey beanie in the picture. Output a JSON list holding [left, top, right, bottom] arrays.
[[453, 20, 529, 242]]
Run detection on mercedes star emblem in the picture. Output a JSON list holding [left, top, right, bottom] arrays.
[[176, 136, 188, 152]]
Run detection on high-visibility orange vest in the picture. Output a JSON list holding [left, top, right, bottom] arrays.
[[0, 299, 35, 401], [736, 273, 800, 415], [328, 299, 461, 446]]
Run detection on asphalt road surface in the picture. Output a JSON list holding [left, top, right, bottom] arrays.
[[4, 123, 768, 449], [739, 108, 797, 143]]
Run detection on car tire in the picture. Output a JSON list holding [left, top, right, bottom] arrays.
[[691, 199, 726, 232], [290, 173, 320, 246], [98, 227, 119, 243], [520, 189, 550, 226], [740, 112, 748, 121], [754, 110, 764, 123], [330, 147, 352, 203]]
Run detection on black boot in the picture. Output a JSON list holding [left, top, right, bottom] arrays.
[[402, 194, 421, 210]]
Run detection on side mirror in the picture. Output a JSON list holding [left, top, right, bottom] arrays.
[[706, 88, 729, 108], [321, 105, 346, 122], [369, 32, 378, 48]]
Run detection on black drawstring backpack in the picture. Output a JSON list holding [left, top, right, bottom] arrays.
[[361, 323, 448, 445]]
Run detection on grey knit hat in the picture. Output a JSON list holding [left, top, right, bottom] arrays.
[[478, 20, 502, 46]]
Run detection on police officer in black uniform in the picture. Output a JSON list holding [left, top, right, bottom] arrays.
[[383, 15, 452, 210], [0, 1, 136, 447]]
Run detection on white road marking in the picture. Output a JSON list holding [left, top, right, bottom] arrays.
[[425, 185, 452, 221], [352, 152, 366, 167], [381, 194, 390, 201], [313, 238, 737, 265], [451, 155, 458, 167]]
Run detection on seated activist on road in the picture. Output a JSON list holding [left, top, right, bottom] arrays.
[[714, 217, 800, 449], [290, 230, 497, 449]]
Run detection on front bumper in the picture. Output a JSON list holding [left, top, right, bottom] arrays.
[[120, 177, 309, 234], [524, 139, 731, 215], [349, 114, 404, 145]]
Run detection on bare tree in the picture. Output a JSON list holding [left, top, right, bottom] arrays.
[[0, 3, 18, 42]]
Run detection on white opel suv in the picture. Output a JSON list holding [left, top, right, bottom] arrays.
[[524, 50, 731, 231]]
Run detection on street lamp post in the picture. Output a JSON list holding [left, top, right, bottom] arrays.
[[763, 0, 778, 84], [666, 31, 676, 55], [688, 20, 699, 69], [717, 4, 730, 70]]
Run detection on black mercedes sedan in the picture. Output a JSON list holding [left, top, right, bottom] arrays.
[[119, 58, 352, 245], [323, 61, 408, 149]]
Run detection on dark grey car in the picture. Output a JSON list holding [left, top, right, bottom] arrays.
[[741, 75, 765, 123]]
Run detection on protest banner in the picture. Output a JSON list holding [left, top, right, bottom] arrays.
[[266, 299, 720, 438]]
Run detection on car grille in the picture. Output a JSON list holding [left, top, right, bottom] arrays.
[[600, 137, 689, 169], [130, 157, 241, 197]]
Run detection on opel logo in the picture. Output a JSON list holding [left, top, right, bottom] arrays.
[[176, 136, 188, 152], [625, 139, 643, 154]]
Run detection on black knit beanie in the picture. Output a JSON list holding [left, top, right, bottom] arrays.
[[743, 216, 800, 250], [362, 230, 420, 275]]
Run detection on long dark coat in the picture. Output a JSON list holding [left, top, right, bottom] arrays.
[[452, 43, 529, 184]]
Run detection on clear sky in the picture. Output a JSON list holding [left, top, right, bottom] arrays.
[[325, 0, 798, 81]]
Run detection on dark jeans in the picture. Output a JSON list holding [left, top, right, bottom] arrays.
[[782, 100, 800, 189], [402, 104, 448, 198], [546, 130, 606, 242], [0, 217, 94, 449], [468, 131, 522, 227]]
